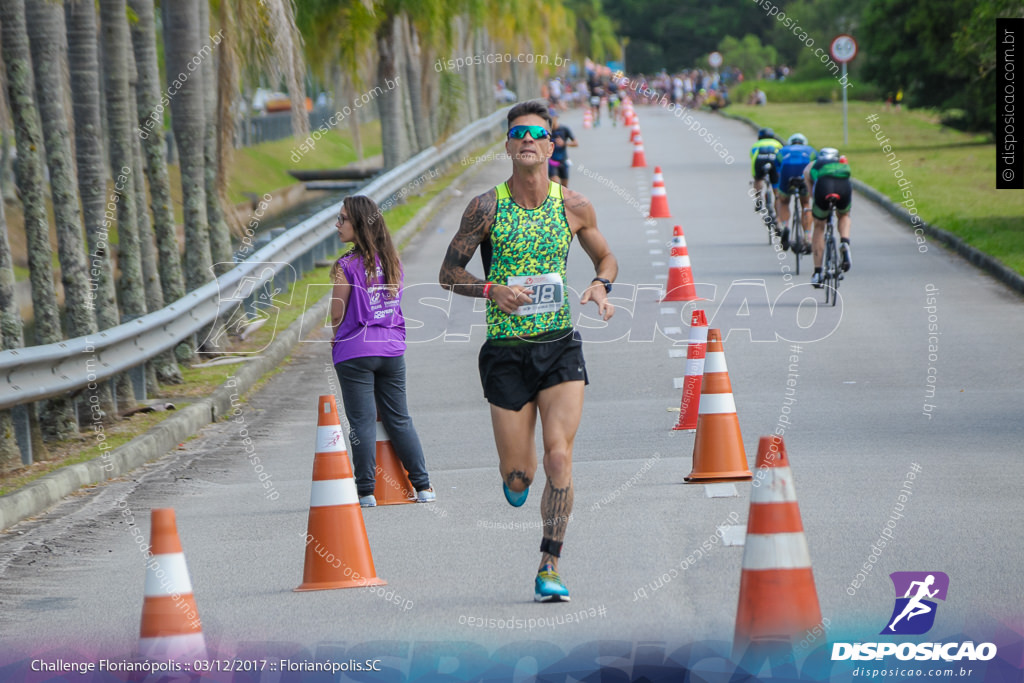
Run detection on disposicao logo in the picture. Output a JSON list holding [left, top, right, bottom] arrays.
[[831, 571, 997, 662], [881, 571, 948, 635]]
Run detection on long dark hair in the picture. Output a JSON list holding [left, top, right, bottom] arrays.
[[341, 195, 401, 298]]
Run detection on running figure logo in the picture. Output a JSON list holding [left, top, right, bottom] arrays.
[[881, 571, 949, 635]]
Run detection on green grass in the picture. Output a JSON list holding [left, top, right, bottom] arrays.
[[221, 120, 384, 205], [727, 102, 1024, 275], [729, 78, 881, 105]]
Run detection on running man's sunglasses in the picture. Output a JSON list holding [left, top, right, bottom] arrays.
[[507, 125, 550, 140]]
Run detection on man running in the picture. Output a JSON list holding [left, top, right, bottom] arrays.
[[439, 100, 617, 602], [548, 110, 578, 188], [803, 147, 853, 287]]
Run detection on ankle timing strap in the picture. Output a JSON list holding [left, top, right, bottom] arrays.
[[540, 538, 562, 558]]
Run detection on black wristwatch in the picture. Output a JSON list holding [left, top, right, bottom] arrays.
[[592, 277, 612, 293]]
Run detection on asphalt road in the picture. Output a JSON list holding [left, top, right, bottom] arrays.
[[1, 103, 1022, 680]]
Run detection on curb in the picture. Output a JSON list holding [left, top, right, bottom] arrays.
[[717, 110, 1024, 297], [0, 144, 498, 532]]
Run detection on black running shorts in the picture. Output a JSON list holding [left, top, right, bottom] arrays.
[[753, 156, 778, 184], [812, 176, 853, 220], [478, 329, 588, 411]]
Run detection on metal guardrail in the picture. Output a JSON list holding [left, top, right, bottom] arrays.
[[0, 107, 509, 414]]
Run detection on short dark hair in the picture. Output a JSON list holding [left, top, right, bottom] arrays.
[[507, 101, 552, 130]]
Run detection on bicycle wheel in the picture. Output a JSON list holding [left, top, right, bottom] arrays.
[[791, 199, 802, 276], [824, 232, 839, 306]]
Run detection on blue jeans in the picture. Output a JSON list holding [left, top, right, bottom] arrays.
[[334, 355, 430, 497]]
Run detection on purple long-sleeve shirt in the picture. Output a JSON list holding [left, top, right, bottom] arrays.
[[331, 252, 406, 364]]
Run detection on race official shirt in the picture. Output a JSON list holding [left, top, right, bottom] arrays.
[[482, 181, 573, 339], [331, 252, 406, 364]]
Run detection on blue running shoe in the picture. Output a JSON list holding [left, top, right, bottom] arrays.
[[535, 564, 570, 602], [503, 482, 529, 507]]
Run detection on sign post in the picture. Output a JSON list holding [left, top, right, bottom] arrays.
[[830, 35, 858, 146]]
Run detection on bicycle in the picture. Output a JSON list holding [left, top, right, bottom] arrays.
[[759, 162, 778, 244], [785, 178, 808, 275], [821, 193, 842, 306]]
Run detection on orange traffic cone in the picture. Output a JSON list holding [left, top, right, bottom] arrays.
[[684, 329, 752, 483], [673, 309, 708, 431], [662, 225, 699, 302], [138, 509, 206, 661], [296, 395, 387, 591], [583, 109, 593, 129], [629, 121, 640, 143], [373, 416, 416, 505], [648, 166, 672, 218], [733, 436, 821, 659], [631, 136, 647, 168]]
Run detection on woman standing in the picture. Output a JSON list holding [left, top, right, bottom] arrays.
[[330, 195, 434, 507]]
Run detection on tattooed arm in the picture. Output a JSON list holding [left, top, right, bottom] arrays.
[[438, 189, 496, 298], [439, 189, 533, 314]]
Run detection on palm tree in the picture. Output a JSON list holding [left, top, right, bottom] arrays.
[[66, 0, 119, 339], [198, 0, 232, 274], [0, 0, 77, 439], [126, 0, 185, 311], [25, 0, 97, 347], [162, 0, 213, 295], [100, 0, 147, 409], [0, 193, 23, 468]]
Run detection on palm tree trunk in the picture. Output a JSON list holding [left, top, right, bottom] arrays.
[[26, 0, 97, 342], [401, 15, 430, 152], [198, 0, 231, 274], [101, 0, 146, 411], [0, 193, 23, 468], [162, 0, 213, 294], [163, 0, 226, 355], [336, 67, 363, 162], [28, 0, 113, 428], [377, 15, 410, 169], [0, 0, 77, 440], [126, 0, 185, 308]]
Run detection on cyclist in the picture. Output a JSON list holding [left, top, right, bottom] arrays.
[[803, 147, 853, 287], [750, 128, 784, 214], [775, 133, 815, 253]]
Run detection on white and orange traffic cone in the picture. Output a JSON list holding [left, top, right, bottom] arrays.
[[733, 436, 821, 659], [662, 225, 699, 302], [673, 309, 708, 431], [684, 329, 752, 483], [138, 509, 206, 661], [630, 120, 640, 143], [296, 395, 387, 591], [373, 416, 416, 505], [648, 166, 672, 218], [583, 109, 593, 129], [631, 136, 647, 168]]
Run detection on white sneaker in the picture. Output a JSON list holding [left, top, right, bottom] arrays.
[[416, 488, 436, 503], [359, 495, 377, 508]]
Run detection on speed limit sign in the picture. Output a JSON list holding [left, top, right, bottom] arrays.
[[830, 34, 857, 63]]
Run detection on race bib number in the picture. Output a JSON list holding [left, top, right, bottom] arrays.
[[507, 273, 564, 316]]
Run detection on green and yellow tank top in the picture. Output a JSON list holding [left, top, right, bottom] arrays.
[[482, 181, 573, 339]]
